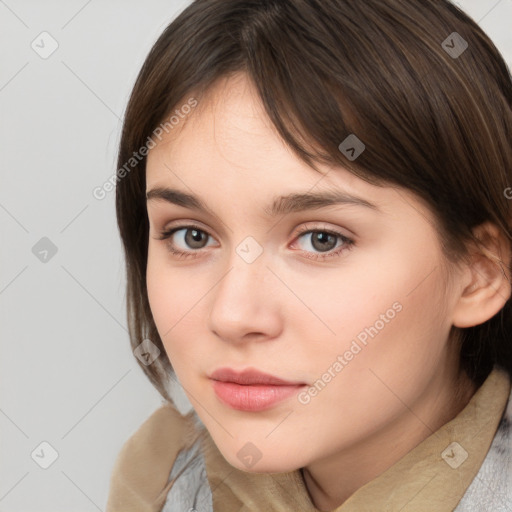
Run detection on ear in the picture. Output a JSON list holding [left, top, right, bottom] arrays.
[[452, 222, 512, 328]]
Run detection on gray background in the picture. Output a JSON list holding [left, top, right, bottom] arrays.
[[1, 1, 511, 510]]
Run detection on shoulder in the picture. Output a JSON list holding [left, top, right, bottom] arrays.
[[455, 382, 512, 511], [106, 402, 200, 512]]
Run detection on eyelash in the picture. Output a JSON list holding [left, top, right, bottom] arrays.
[[156, 223, 354, 261]]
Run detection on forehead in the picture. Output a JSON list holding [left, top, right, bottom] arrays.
[[144, 72, 436, 229], [147, 73, 364, 192], [148, 73, 293, 171]]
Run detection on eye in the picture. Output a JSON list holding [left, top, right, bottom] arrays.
[[292, 225, 354, 261], [157, 225, 216, 259]]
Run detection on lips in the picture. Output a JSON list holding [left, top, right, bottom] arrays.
[[209, 367, 304, 386], [209, 367, 307, 411]]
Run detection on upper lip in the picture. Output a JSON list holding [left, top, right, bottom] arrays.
[[209, 367, 305, 386]]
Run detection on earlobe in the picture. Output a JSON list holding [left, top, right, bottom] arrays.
[[452, 222, 512, 328]]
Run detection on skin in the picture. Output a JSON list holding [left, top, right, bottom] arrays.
[[145, 72, 511, 510]]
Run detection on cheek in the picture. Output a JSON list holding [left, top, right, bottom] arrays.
[[146, 252, 181, 347], [146, 252, 209, 372], [299, 243, 449, 371], [287, 256, 413, 364], [306, 260, 453, 417], [290, 273, 453, 460]]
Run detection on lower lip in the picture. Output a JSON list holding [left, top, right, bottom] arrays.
[[211, 380, 306, 411]]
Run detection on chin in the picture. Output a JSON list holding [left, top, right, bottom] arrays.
[[217, 442, 303, 474]]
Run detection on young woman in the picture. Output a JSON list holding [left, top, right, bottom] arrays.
[[106, 1, 512, 510]]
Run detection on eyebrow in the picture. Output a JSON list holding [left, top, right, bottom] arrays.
[[146, 187, 379, 216]]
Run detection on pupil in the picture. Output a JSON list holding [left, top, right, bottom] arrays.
[[314, 232, 335, 252], [187, 229, 205, 248]]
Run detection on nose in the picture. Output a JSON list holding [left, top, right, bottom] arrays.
[[207, 248, 283, 345]]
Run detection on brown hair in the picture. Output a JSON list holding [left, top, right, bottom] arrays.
[[116, 0, 512, 403]]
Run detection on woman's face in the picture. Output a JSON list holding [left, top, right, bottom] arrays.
[[145, 72, 465, 473]]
